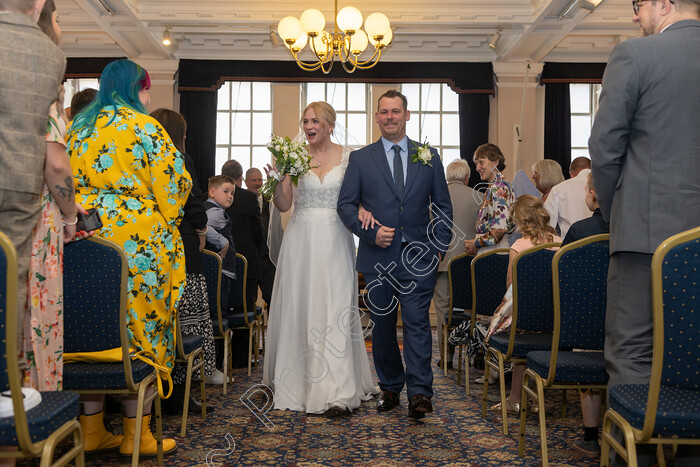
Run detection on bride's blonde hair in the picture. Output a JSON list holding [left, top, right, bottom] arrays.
[[300, 101, 336, 135]]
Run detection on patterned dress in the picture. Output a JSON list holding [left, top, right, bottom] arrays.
[[474, 170, 515, 252], [66, 106, 192, 390], [23, 103, 66, 391]]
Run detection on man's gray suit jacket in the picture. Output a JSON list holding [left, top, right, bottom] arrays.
[[589, 19, 700, 255]]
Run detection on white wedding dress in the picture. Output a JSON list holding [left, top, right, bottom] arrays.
[[262, 147, 378, 413]]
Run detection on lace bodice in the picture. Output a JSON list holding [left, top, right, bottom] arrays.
[[292, 146, 351, 212]]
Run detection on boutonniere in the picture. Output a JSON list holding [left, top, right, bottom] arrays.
[[411, 141, 433, 167]]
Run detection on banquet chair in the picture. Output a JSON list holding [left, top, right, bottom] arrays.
[[226, 253, 260, 377], [601, 227, 700, 466], [174, 309, 206, 436], [0, 231, 84, 467], [455, 248, 509, 394], [443, 253, 474, 376], [201, 249, 233, 394], [482, 243, 559, 435], [518, 234, 610, 466], [62, 237, 164, 467]]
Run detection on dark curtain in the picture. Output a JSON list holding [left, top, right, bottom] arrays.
[[544, 83, 572, 179], [180, 91, 217, 191], [178, 60, 495, 184], [459, 94, 490, 188]]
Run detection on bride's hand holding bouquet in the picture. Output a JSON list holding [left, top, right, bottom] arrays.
[[260, 134, 314, 199]]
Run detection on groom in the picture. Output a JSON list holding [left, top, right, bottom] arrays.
[[338, 90, 453, 419]]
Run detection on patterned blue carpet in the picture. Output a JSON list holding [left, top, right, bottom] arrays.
[[21, 330, 603, 466]]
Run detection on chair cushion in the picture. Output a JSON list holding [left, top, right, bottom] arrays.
[[489, 332, 552, 358], [0, 391, 80, 445], [526, 350, 608, 384], [225, 312, 256, 327], [448, 311, 471, 327], [609, 384, 700, 438], [181, 334, 203, 356], [63, 360, 154, 390], [212, 318, 229, 336]]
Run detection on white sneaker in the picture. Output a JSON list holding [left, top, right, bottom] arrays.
[[205, 369, 228, 385]]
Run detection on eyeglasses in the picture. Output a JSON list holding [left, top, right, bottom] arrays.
[[632, 0, 648, 14]]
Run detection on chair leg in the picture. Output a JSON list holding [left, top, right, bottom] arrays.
[[481, 349, 494, 418], [181, 354, 195, 437], [497, 353, 508, 435], [534, 376, 548, 467], [518, 371, 530, 457], [131, 383, 147, 467], [223, 332, 230, 395], [154, 393, 164, 467], [464, 347, 470, 396], [200, 356, 207, 420], [254, 322, 260, 369], [248, 325, 254, 377], [656, 444, 666, 467], [602, 409, 638, 467]]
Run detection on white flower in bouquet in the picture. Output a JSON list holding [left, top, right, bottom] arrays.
[[259, 134, 314, 199]]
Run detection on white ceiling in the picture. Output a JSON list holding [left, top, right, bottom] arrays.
[[55, 0, 641, 64]]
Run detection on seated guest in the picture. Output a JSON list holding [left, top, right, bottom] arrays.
[[68, 87, 97, 121], [544, 156, 592, 239], [221, 160, 264, 317], [508, 170, 541, 246], [562, 172, 609, 246], [464, 144, 515, 256], [244, 167, 275, 307], [454, 195, 561, 411], [433, 159, 481, 369], [150, 108, 223, 398], [204, 175, 237, 317], [531, 159, 565, 202], [561, 171, 609, 458]]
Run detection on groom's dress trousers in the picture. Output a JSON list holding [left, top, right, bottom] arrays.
[[338, 137, 452, 399]]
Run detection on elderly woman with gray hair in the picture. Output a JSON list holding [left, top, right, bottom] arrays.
[[531, 159, 565, 202], [433, 159, 482, 369]]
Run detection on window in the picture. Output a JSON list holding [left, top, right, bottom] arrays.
[[64, 78, 100, 113], [570, 83, 602, 159], [400, 83, 460, 167], [216, 82, 273, 175], [303, 82, 369, 147]]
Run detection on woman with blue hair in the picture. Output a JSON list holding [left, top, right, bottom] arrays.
[[65, 59, 191, 457]]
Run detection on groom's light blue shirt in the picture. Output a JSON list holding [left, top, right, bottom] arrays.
[[381, 136, 408, 185]]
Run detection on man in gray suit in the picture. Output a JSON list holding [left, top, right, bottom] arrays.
[[433, 159, 481, 370], [589, 0, 700, 464], [0, 0, 66, 350]]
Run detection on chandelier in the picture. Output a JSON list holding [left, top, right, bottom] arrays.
[[277, 1, 392, 73]]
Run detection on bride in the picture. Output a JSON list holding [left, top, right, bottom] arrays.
[[262, 101, 378, 414]]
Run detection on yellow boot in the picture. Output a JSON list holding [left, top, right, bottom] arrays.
[[79, 411, 123, 453], [119, 415, 177, 457]]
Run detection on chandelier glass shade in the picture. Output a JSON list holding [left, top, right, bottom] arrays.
[[277, 0, 392, 73]]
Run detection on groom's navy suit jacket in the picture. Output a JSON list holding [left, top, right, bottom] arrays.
[[337, 138, 453, 274]]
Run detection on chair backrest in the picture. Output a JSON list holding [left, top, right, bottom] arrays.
[[0, 231, 14, 394], [553, 235, 609, 352], [471, 249, 510, 317], [643, 226, 700, 439], [228, 253, 248, 310], [201, 249, 224, 333], [653, 226, 700, 390], [512, 244, 559, 332], [448, 253, 474, 311], [63, 237, 127, 355], [0, 231, 34, 452]]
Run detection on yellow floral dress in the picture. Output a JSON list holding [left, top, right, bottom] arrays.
[[23, 103, 66, 391], [66, 106, 192, 392]]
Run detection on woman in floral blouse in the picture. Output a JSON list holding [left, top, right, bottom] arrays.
[[66, 59, 191, 457], [464, 143, 515, 256]]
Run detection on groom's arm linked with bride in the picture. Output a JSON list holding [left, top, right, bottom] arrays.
[[336, 90, 453, 419]]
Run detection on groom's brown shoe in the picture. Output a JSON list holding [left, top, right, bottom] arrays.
[[408, 394, 433, 419], [376, 390, 400, 412]]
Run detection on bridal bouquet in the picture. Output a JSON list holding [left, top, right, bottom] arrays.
[[259, 134, 314, 199]]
